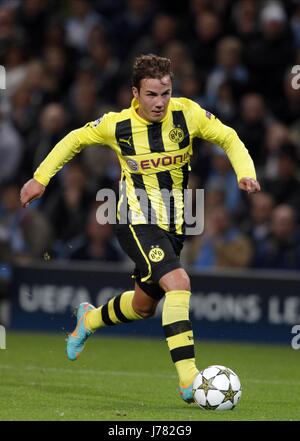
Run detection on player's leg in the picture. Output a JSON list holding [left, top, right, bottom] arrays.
[[132, 282, 160, 318], [159, 267, 199, 403], [66, 282, 160, 361], [67, 224, 162, 361], [117, 224, 199, 402], [85, 281, 159, 331], [67, 288, 141, 361]]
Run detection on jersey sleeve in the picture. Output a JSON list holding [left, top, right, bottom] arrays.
[[189, 100, 257, 182], [34, 114, 111, 186]]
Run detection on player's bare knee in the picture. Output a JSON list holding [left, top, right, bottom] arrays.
[[178, 272, 191, 291], [159, 269, 191, 292], [133, 305, 156, 319]]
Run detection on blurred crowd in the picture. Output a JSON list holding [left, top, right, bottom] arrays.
[[0, 0, 300, 272]]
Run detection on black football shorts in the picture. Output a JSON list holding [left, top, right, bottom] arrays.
[[115, 223, 185, 300]]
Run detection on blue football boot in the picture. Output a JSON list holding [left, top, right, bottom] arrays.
[[179, 383, 195, 404], [66, 302, 95, 361]]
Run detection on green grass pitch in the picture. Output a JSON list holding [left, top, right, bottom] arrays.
[[0, 332, 299, 421]]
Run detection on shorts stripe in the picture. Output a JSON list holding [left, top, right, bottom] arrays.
[[129, 224, 152, 282], [181, 163, 189, 235]]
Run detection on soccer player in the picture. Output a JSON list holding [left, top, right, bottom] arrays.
[[20, 54, 260, 403]]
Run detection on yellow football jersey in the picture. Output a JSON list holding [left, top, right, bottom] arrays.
[[34, 97, 256, 234]]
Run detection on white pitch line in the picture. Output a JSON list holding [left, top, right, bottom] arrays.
[[0, 364, 176, 379], [0, 364, 300, 386]]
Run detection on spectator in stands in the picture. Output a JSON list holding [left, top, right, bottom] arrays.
[[3, 42, 29, 99], [231, 0, 259, 43], [212, 80, 237, 125], [115, 83, 133, 111], [10, 83, 35, 143], [189, 11, 222, 76], [68, 82, 100, 128], [162, 40, 196, 94], [28, 103, 70, 172], [204, 184, 226, 213], [205, 36, 249, 107], [69, 203, 124, 262], [0, 182, 53, 262], [86, 40, 120, 103], [245, 1, 295, 110], [43, 17, 67, 48], [43, 45, 74, 100], [178, 72, 204, 108], [235, 93, 270, 166], [272, 68, 300, 125], [205, 145, 242, 216], [187, 204, 253, 269], [241, 191, 274, 242], [20, 60, 54, 115], [112, 0, 155, 60], [263, 143, 300, 216], [65, 0, 105, 53], [129, 13, 178, 66], [16, 0, 53, 55], [252, 204, 300, 270], [261, 121, 292, 179], [23, 103, 70, 202], [41, 161, 92, 247], [0, 111, 23, 185], [291, 2, 300, 48], [0, 6, 23, 57]]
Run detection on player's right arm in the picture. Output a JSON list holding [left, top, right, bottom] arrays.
[[20, 116, 110, 208]]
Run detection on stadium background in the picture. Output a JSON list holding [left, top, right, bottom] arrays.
[[0, 0, 300, 343]]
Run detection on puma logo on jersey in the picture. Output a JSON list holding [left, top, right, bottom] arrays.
[[119, 137, 132, 147]]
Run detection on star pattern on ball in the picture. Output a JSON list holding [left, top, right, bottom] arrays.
[[202, 401, 219, 410], [198, 377, 218, 395], [217, 367, 232, 381], [221, 384, 238, 404]]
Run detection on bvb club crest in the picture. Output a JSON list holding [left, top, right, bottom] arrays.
[[126, 159, 139, 171], [169, 127, 184, 143], [148, 246, 165, 262]]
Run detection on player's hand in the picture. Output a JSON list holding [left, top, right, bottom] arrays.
[[238, 177, 261, 194], [20, 178, 46, 208]]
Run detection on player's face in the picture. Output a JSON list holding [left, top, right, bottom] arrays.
[[132, 75, 172, 122]]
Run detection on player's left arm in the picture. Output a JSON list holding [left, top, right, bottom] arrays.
[[193, 103, 261, 194]]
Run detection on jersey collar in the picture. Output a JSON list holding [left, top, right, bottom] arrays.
[[130, 98, 170, 124]]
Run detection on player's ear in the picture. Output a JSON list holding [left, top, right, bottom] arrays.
[[132, 86, 139, 99]]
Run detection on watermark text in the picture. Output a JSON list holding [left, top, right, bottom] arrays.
[[96, 185, 204, 235], [291, 65, 300, 90], [0, 325, 6, 349], [0, 65, 6, 89], [291, 324, 300, 349]]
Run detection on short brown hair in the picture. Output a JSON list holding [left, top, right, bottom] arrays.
[[132, 54, 173, 90]]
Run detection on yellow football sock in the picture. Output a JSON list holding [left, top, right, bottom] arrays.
[[162, 290, 198, 386], [85, 291, 142, 332]]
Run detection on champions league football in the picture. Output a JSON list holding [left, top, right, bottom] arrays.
[[192, 365, 242, 410]]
